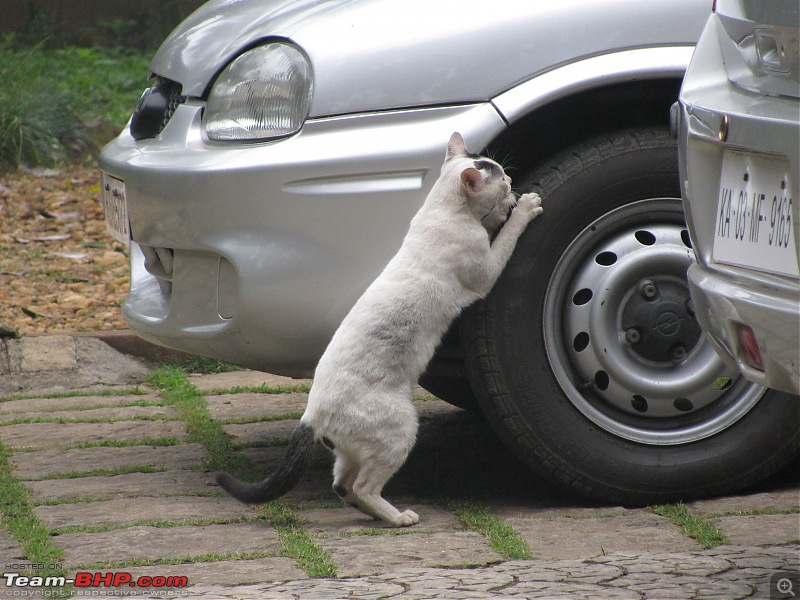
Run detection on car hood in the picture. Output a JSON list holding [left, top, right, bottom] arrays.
[[151, 0, 707, 118]]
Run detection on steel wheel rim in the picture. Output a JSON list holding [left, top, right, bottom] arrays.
[[543, 198, 766, 445]]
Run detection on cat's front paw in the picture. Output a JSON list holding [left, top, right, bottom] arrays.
[[515, 193, 543, 221]]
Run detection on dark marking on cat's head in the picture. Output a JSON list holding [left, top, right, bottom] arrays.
[[473, 159, 503, 178]]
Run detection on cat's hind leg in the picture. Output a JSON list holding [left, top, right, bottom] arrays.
[[331, 451, 361, 509], [350, 461, 419, 527], [331, 452, 412, 524]]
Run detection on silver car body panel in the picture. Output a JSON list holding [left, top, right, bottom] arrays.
[[151, 0, 704, 116], [101, 0, 710, 376], [678, 0, 800, 394]]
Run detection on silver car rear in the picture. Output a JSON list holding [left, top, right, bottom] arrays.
[[678, 0, 800, 394]]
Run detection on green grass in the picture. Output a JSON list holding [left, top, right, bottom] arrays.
[[35, 465, 173, 481], [146, 366, 337, 578], [145, 366, 255, 478], [0, 415, 178, 426], [200, 383, 312, 396], [652, 503, 730, 549], [260, 502, 337, 578], [76, 549, 277, 571], [0, 387, 148, 403], [219, 412, 304, 425], [450, 501, 533, 560], [51, 515, 257, 536], [0, 439, 66, 582], [169, 356, 244, 375], [0, 43, 150, 169]]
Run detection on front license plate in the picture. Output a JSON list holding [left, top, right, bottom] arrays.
[[712, 150, 799, 278], [101, 172, 130, 246]]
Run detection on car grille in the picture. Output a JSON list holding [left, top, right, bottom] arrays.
[[130, 78, 186, 141]]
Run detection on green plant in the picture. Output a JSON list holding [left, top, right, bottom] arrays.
[[0, 44, 149, 170], [652, 503, 729, 549], [450, 501, 533, 560]]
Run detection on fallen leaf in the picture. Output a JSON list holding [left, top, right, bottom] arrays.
[[50, 251, 89, 260], [14, 234, 71, 243]]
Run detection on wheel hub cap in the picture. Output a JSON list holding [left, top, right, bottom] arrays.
[[543, 200, 765, 445]]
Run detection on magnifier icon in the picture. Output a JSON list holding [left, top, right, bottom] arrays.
[[778, 578, 795, 597]]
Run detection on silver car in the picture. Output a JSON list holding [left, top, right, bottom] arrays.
[[678, 0, 800, 397], [100, 0, 800, 505]]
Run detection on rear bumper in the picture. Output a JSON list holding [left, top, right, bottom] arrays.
[[678, 14, 800, 395], [687, 264, 799, 395]]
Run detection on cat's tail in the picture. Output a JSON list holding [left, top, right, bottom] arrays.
[[215, 422, 315, 504]]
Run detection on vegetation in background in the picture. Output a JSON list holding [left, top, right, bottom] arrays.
[[0, 37, 150, 171]]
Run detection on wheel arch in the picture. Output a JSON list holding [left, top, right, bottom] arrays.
[[425, 73, 687, 383]]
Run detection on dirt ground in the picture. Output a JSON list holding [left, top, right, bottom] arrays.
[[0, 166, 128, 336]]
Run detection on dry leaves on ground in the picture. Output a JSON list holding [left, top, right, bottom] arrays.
[[0, 166, 129, 336]]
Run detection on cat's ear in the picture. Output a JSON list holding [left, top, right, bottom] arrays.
[[460, 167, 483, 192], [446, 132, 467, 161]]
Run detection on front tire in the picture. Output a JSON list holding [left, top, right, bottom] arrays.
[[462, 128, 800, 504]]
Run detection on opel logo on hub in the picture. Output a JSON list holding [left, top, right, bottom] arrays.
[[654, 310, 682, 337]]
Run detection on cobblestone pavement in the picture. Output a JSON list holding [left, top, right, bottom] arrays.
[[0, 333, 797, 599]]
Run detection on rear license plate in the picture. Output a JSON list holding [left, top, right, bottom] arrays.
[[101, 172, 130, 245], [712, 150, 798, 278]]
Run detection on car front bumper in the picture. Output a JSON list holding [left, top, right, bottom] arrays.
[[99, 101, 506, 376], [678, 16, 800, 395]]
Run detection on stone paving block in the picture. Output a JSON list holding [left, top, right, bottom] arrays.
[[56, 522, 280, 567], [11, 444, 205, 479], [114, 557, 308, 587], [188, 371, 311, 392], [36, 495, 255, 529], [0, 393, 163, 414], [413, 398, 463, 420], [300, 505, 464, 535], [224, 420, 297, 445], [316, 531, 503, 578], [501, 511, 700, 560], [0, 420, 187, 450], [687, 489, 800, 516], [1, 336, 149, 396], [206, 392, 308, 420], [188, 579, 405, 599], [495, 504, 629, 520], [25, 469, 218, 503], [19, 336, 77, 372], [712, 514, 800, 546], [0, 404, 176, 423]]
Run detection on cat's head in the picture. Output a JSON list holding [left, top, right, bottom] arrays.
[[443, 132, 515, 234]]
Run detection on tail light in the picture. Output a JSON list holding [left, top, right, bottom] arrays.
[[736, 323, 765, 372]]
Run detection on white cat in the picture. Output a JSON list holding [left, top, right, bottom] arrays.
[[216, 132, 543, 526]]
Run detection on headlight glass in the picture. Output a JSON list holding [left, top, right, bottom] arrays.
[[203, 42, 312, 141]]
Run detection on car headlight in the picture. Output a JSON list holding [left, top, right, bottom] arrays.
[[203, 42, 313, 142]]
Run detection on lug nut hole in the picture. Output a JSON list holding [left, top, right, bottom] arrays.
[[572, 288, 593, 305], [594, 370, 610, 391], [631, 395, 648, 413], [595, 251, 617, 266], [573, 332, 590, 352]]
